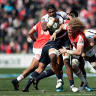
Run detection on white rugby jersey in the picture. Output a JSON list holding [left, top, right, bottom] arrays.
[[41, 11, 67, 24], [84, 29, 96, 39]]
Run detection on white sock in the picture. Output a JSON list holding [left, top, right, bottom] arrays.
[[17, 74, 24, 82]]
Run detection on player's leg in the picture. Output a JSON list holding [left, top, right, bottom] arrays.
[[32, 68, 55, 90], [11, 47, 42, 90], [79, 57, 94, 91], [11, 58, 39, 90], [32, 55, 63, 90], [48, 48, 64, 92], [71, 57, 87, 91], [19, 58, 39, 80], [49, 48, 63, 82], [22, 46, 49, 92], [22, 62, 46, 92], [55, 55, 64, 92], [62, 53, 79, 92], [79, 56, 86, 79]]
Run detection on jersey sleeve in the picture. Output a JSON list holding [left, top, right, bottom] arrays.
[[33, 22, 40, 30], [57, 11, 67, 19]]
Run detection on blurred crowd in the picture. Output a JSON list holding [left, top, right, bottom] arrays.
[[0, 0, 96, 54]]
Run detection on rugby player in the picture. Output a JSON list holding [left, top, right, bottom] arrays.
[[52, 18, 94, 91], [22, 5, 79, 92], [51, 11, 94, 91], [12, 4, 67, 91], [11, 21, 51, 90]]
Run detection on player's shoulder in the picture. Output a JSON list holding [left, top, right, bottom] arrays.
[[56, 11, 67, 18]]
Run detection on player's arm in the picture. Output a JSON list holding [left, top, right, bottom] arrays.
[[70, 45, 84, 55], [28, 27, 36, 41], [50, 24, 65, 41], [59, 35, 84, 56], [59, 44, 84, 56], [55, 24, 65, 34]]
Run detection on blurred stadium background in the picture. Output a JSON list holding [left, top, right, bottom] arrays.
[[0, 0, 96, 96], [0, 0, 96, 67], [0, 0, 96, 55]]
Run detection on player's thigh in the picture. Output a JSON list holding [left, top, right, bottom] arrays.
[[29, 58, 39, 69]]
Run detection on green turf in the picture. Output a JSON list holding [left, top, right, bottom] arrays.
[[0, 68, 96, 96]]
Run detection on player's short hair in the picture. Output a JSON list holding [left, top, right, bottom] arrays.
[[70, 10, 78, 17], [68, 18, 85, 31], [46, 4, 56, 11]]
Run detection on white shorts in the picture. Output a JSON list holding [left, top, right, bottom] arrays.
[[33, 48, 42, 60]]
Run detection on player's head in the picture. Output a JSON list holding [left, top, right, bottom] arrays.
[[68, 18, 85, 36], [41, 21, 48, 31], [46, 4, 56, 17], [70, 10, 78, 17], [66, 9, 78, 20]]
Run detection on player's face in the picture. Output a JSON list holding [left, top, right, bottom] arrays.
[[68, 26, 74, 36], [41, 22, 48, 31], [48, 9, 56, 17]]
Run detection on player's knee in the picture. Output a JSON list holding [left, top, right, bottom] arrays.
[[72, 59, 79, 69], [63, 56, 70, 67], [50, 55, 57, 65], [63, 56, 70, 65]]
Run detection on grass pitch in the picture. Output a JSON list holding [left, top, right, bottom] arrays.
[[0, 68, 96, 96]]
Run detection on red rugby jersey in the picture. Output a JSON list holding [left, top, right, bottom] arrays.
[[33, 22, 50, 48]]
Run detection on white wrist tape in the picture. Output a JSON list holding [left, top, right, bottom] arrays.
[[67, 50, 73, 55]]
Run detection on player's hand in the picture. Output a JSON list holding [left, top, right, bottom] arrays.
[[27, 36, 32, 43], [50, 32, 56, 41], [59, 47, 67, 54]]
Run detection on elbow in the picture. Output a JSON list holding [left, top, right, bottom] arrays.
[[75, 51, 82, 56], [78, 51, 82, 55]]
